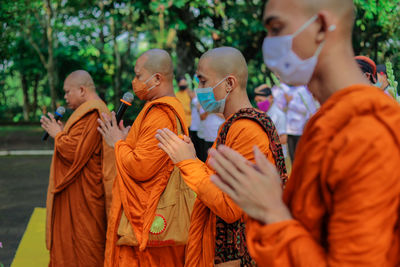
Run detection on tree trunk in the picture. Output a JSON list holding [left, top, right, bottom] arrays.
[[32, 74, 40, 119], [20, 73, 30, 121], [111, 15, 122, 107], [44, 0, 57, 110]]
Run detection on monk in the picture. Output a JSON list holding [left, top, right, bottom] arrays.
[[40, 70, 116, 266], [98, 49, 189, 266], [156, 47, 287, 266], [208, 0, 400, 266]]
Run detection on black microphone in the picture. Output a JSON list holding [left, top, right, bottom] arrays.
[[115, 92, 134, 124], [41, 106, 66, 141]]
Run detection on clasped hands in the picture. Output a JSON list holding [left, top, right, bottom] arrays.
[[40, 113, 64, 138], [155, 128, 292, 225], [97, 111, 131, 147]]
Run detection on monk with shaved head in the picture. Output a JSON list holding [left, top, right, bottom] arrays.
[[41, 70, 116, 266], [156, 46, 287, 266], [204, 1, 400, 266], [99, 49, 191, 266]]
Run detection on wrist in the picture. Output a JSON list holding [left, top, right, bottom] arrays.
[[262, 204, 292, 225]]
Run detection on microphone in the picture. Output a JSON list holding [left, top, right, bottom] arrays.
[[115, 92, 134, 124], [41, 106, 66, 141]]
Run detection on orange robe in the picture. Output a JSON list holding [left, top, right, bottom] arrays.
[[246, 85, 400, 266], [176, 117, 276, 266], [105, 96, 188, 267], [46, 99, 116, 267]]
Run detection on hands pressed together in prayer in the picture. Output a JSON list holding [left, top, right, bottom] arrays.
[[40, 113, 64, 138], [97, 111, 131, 147], [208, 145, 293, 225], [155, 128, 197, 164]]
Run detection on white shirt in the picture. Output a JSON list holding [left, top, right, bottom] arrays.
[[267, 102, 286, 135], [190, 97, 201, 132], [197, 112, 225, 142], [273, 84, 318, 136]]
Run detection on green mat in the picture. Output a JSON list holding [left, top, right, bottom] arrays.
[[11, 208, 49, 267]]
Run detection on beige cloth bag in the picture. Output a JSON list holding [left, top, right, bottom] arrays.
[[117, 115, 196, 247]]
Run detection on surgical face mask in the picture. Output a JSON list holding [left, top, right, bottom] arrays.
[[195, 76, 230, 113], [257, 99, 271, 112], [131, 74, 157, 100], [375, 81, 382, 88], [262, 15, 332, 86]]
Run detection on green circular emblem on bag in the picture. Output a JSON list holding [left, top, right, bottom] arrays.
[[150, 214, 167, 235]]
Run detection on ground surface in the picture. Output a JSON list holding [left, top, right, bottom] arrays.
[[0, 125, 52, 266]]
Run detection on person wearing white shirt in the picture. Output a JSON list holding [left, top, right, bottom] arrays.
[[254, 84, 288, 149], [190, 96, 203, 159], [197, 109, 225, 162], [272, 83, 318, 161]]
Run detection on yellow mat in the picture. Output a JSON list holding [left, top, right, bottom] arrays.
[[11, 207, 49, 267]]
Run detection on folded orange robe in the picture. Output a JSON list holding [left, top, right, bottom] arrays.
[[105, 96, 188, 267], [247, 85, 400, 266], [46, 99, 116, 267], [176, 117, 276, 267]]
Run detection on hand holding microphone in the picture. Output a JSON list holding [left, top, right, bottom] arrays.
[[41, 106, 66, 141]]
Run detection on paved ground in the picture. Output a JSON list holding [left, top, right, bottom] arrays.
[[0, 125, 52, 266], [0, 155, 51, 266]]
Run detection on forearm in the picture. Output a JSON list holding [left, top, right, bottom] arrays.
[[177, 159, 243, 223]]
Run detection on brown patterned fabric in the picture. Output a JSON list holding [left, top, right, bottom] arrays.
[[214, 108, 288, 266]]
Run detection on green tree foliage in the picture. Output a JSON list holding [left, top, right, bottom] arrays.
[[0, 0, 399, 123]]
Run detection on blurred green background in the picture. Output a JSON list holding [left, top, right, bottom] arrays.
[[1, 0, 399, 124]]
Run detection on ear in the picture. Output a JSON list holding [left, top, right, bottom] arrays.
[[79, 86, 86, 97], [225, 76, 238, 92], [316, 11, 335, 44], [154, 73, 162, 85]]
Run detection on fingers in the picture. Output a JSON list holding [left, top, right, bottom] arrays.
[[217, 145, 254, 177], [253, 146, 277, 176], [119, 119, 125, 130], [48, 112, 56, 123], [162, 128, 183, 143], [101, 112, 112, 129], [156, 129, 177, 147], [158, 142, 173, 158], [210, 174, 238, 201], [111, 111, 118, 128], [183, 135, 191, 144], [208, 150, 242, 190], [97, 118, 108, 132], [155, 131, 173, 148], [97, 126, 106, 137]]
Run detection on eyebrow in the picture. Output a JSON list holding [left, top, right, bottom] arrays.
[[263, 15, 279, 27]]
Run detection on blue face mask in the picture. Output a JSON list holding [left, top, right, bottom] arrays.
[[195, 77, 230, 113], [375, 81, 382, 88]]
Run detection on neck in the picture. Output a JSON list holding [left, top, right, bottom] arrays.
[[309, 44, 370, 104], [86, 93, 101, 102], [223, 90, 253, 119], [149, 84, 175, 101]]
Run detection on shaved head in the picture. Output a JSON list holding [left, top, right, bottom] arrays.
[[298, 0, 355, 17], [65, 70, 96, 92], [138, 49, 173, 80], [200, 47, 248, 89]]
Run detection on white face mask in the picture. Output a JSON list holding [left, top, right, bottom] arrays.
[[262, 15, 331, 86]]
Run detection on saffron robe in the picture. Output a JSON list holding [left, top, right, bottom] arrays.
[[46, 99, 116, 267], [176, 116, 276, 266], [247, 85, 400, 266], [104, 96, 188, 267]]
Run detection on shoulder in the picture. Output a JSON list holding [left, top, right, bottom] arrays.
[[227, 118, 269, 143]]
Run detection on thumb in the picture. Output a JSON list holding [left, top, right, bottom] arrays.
[[183, 135, 191, 144]]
